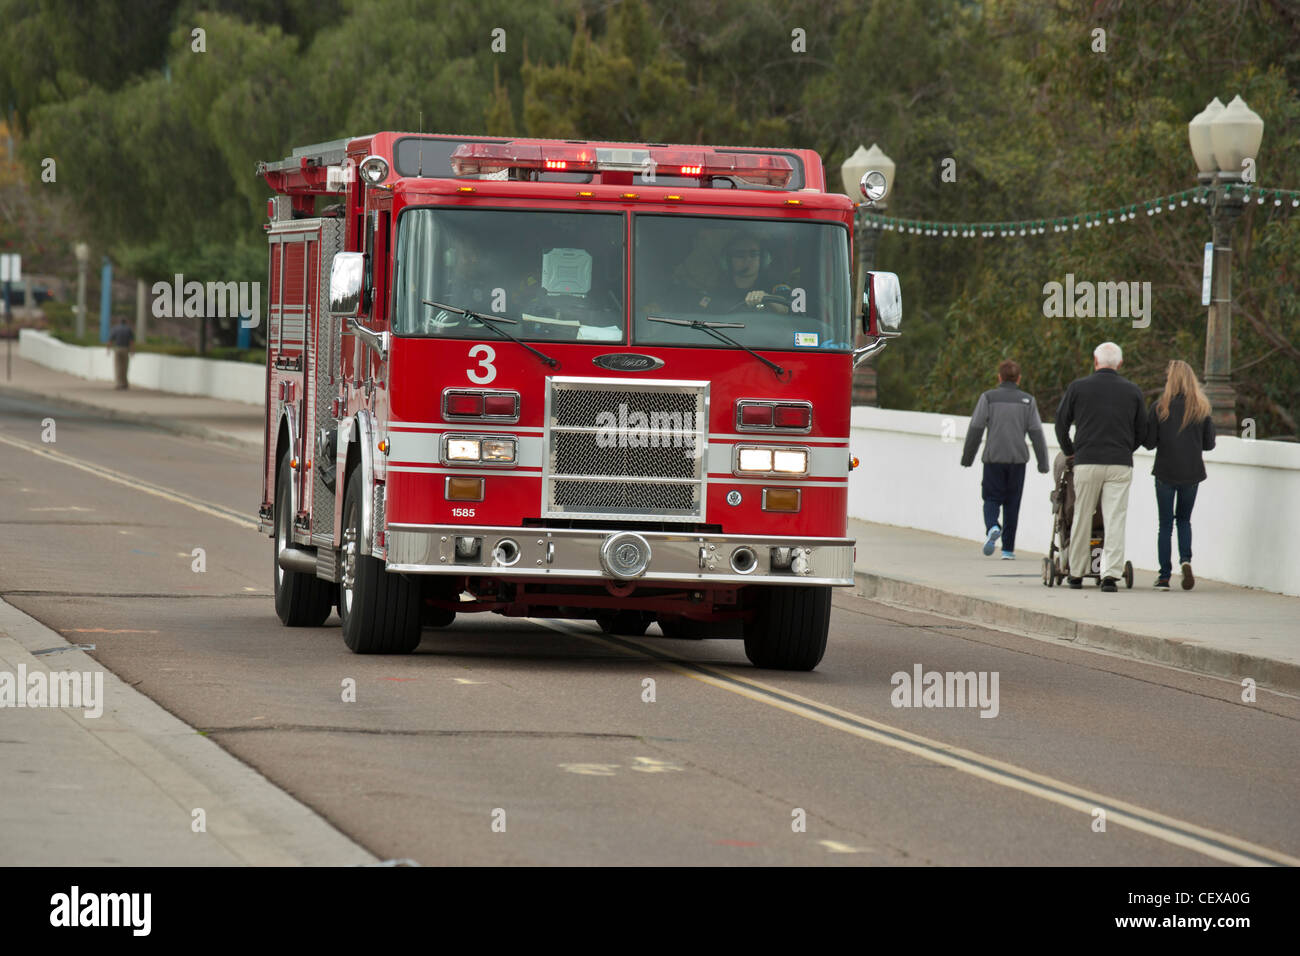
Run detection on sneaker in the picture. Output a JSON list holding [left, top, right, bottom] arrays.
[[1100, 577, 1118, 592], [1181, 562, 1195, 590], [983, 525, 1001, 556], [1068, 577, 1083, 589], [1000, 551, 1015, 560], [1154, 577, 1171, 591]]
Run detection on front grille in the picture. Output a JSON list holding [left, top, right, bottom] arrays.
[[552, 431, 697, 479], [553, 479, 698, 513], [545, 378, 707, 522], [551, 387, 698, 427]]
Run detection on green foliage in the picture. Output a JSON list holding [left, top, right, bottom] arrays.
[[4, 0, 1296, 434]]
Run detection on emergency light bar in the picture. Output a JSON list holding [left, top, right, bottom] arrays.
[[449, 142, 793, 187]]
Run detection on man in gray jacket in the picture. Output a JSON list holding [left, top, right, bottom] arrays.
[[961, 359, 1050, 558]]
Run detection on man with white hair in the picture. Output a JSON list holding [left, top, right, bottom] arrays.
[[1054, 341, 1147, 591]]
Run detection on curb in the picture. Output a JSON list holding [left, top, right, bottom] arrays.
[[0, 597, 376, 865], [854, 570, 1300, 696], [0, 381, 261, 451]]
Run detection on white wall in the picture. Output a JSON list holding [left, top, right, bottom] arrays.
[[850, 405, 1300, 597], [19, 329, 264, 406]]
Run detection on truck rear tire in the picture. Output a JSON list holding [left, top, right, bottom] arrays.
[[338, 467, 422, 654], [742, 585, 831, 671], [273, 450, 334, 627]]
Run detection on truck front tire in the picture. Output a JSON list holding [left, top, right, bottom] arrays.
[[338, 467, 422, 654], [742, 585, 831, 671], [273, 450, 334, 627]]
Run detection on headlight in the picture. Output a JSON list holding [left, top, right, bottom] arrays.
[[481, 438, 517, 463], [447, 438, 481, 461], [860, 169, 888, 202], [734, 445, 811, 477], [773, 450, 808, 474], [359, 154, 390, 184], [443, 434, 518, 466]]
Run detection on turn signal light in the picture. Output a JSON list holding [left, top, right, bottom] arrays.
[[446, 392, 483, 416], [443, 389, 520, 422], [774, 404, 811, 429], [483, 393, 517, 417], [736, 400, 812, 432], [762, 488, 801, 512], [446, 477, 484, 501]]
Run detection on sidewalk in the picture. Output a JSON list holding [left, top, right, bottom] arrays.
[[851, 519, 1300, 694], [0, 599, 375, 865], [0, 353, 263, 448]]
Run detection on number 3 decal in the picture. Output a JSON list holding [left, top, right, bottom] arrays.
[[467, 344, 497, 384]]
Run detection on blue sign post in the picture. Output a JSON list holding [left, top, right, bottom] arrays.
[[99, 257, 113, 342]]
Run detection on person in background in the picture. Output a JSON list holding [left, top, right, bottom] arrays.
[[961, 358, 1050, 559], [1142, 359, 1216, 590], [1054, 341, 1146, 591], [107, 317, 135, 390]]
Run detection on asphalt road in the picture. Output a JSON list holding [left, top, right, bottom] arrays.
[[2, 391, 1297, 866]]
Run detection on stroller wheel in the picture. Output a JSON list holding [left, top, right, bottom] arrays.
[[1042, 557, 1054, 587], [1124, 560, 1134, 589]]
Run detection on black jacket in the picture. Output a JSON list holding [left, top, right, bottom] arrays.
[[1142, 395, 1216, 484], [1054, 368, 1146, 467]]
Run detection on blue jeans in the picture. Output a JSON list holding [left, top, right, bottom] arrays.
[[982, 462, 1026, 551], [1155, 478, 1198, 579]]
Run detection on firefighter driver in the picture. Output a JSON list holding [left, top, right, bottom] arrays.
[[698, 234, 792, 315]]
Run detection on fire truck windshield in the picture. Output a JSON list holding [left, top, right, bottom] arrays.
[[633, 215, 852, 352], [393, 207, 626, 341]]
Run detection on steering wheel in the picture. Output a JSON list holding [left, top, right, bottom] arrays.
[[722, 291, 791, 313]]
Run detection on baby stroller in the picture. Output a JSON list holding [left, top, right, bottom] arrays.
[[1042, 453, 1133, 588]]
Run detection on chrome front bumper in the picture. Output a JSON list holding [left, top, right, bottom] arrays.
[[385, 524, 855, 586]]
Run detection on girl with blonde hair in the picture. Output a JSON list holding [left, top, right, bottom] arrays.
[[1142, 360, 1216, 589]]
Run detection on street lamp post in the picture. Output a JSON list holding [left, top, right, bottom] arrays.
[[1188, 94, 1263, 435], [840, 144, 895, 406]]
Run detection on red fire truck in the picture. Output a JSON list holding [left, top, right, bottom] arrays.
[[256, 132, 901, 670]]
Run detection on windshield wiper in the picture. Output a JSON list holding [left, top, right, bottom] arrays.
[[422, 299, 559, 368], [647, 316, 787, 379]]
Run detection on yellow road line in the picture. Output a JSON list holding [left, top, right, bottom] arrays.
[[536, 619, 1297, 867], [0, 433, 257, 530]]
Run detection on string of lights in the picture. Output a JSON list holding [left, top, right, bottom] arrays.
[[860, 185, 1300, 237]]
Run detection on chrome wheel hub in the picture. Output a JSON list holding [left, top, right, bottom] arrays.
[[341, 525, 357, 613]]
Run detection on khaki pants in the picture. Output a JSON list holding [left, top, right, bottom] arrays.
[[113, 346, 130, 389], [1068, 464, 1132, 580]]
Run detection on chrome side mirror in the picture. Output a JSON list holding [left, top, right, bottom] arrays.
[[329, 252, 365, 317], [862, 270, 902, 338]]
